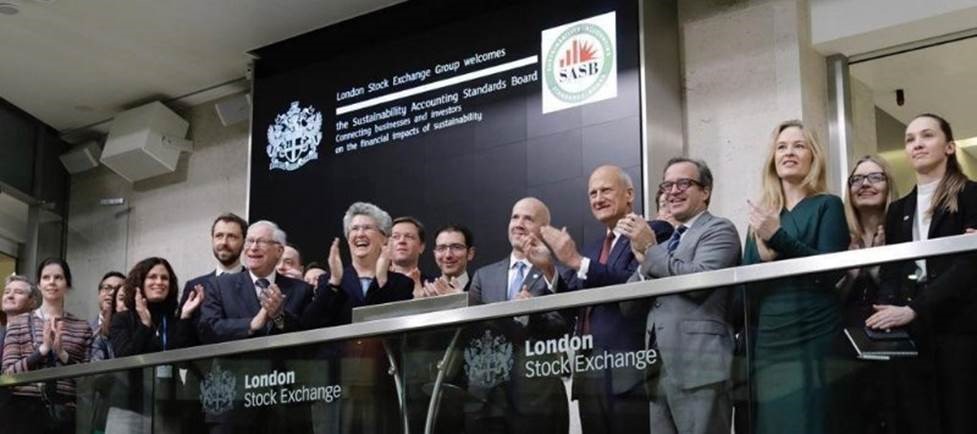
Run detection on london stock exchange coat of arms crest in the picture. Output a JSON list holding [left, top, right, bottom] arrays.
[[266, 101, 323, 171], [199, 363, 236, 416], [464, 329, 514, 389]]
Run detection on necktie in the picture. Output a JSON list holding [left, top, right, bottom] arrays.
[[666, 225, 687, 254], [582, 233, 615, 336], [598, 232, 614, 264], [508, 262, 526, 300], [255, 278, 270, 299]]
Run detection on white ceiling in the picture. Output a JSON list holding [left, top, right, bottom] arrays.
[[850, 36, 977, 147], [0, 0, 400, 134]]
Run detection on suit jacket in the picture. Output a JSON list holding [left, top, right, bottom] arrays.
[[198, 271, 312, 343], [468, 258, 570, 418], [629, 211, 741, 389], [179, 267, 242, 347], [301, 267, 414, 330], [879, 181, 977, 334], [559, 220, 673, 396]]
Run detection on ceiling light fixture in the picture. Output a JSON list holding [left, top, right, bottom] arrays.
[[0, 2, 20, 15]]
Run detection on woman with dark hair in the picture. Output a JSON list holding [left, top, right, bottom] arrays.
[[744, 120, 850, 434], [2, 258, 94, 434], [866, 113, 977, 434], [110, 257, 203, 356]]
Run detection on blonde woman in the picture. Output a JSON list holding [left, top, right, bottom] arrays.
[[744, 120, 850, 434], [840, 155, 896, 321]]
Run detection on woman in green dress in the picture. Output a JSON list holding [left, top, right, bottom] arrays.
[[744, 120, 850, 434]]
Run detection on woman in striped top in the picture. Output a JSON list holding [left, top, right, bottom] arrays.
[[1, 258, 94, 434]]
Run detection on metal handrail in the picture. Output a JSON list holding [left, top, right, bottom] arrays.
[[2, 234, 975, 386]]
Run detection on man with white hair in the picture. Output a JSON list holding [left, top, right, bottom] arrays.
[[199, 220, 313, 343]]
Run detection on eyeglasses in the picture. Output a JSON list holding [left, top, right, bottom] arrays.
[[244, 238, 280, 248], [434, 243, 468, 253], [98, 284, 121, 291], [658, 178, 703, 193], [848, 172, 886, 187], [349, 224, 379, 234]]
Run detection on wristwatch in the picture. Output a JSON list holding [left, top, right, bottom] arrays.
[[272, 313, 285, 330]]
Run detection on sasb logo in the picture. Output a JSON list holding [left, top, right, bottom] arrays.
[[541, 12, 617, 114], [464, 329, 514, 388], [200, 362, 236, 416], [266, 101, 323, 171]]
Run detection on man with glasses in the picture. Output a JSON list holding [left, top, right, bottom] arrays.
[[419, 224, 476, 295], [541, 164, 672, 434], [199, 220, 312, 343], [624, 157, 741, 434], [91, 271, 125, 337], [198, 220, 313, 432]]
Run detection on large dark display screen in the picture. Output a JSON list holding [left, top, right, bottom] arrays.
[[250, 0, 643, 271]]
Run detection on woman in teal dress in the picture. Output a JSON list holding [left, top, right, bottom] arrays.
[[744, 120, 850, 434]]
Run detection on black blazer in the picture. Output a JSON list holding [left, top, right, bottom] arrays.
[[198, 271, 313, 343], [880, 180, 977, 333], [110, 310, 195, 357], [301, 267, 414, 329]]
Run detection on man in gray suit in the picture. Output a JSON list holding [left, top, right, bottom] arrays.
[[621, 157, 741, 434], [467, 197, 570, 434]]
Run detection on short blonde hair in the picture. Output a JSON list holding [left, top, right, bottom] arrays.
[[759, 120, 829, 212]]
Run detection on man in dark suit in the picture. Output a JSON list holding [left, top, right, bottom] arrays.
[[467, 197, 571, 434], [172, 213, 248, 434], [197, 219, 313, 433], [199, 219, 312, 342], [180, 213, 248, 346], [541, 165, 672, 434], [624, 158, 741, 434]]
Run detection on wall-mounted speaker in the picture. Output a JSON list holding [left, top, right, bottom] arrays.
[[100, 101, 193, 182], [214, 93, 251, 127], [59, 140, 102, 174]]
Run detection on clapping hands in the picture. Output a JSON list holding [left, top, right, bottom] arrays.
[[180, 284, 206, 319]]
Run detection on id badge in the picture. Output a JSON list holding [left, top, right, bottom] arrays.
[[156, 364, 173, 379]]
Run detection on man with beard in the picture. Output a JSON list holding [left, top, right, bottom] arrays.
[[172, 213, 250, 434], [179, 213, 248, 345]]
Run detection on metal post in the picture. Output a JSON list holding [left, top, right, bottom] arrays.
[[826, 54, 854, 194]]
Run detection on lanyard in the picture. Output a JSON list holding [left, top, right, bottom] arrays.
[[156, 316, 168, 351]]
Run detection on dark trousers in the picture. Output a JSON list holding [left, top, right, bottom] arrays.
[[934, 334, 977, 434], [5, 395, 76, 434], [575, 375, 649, 434]]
